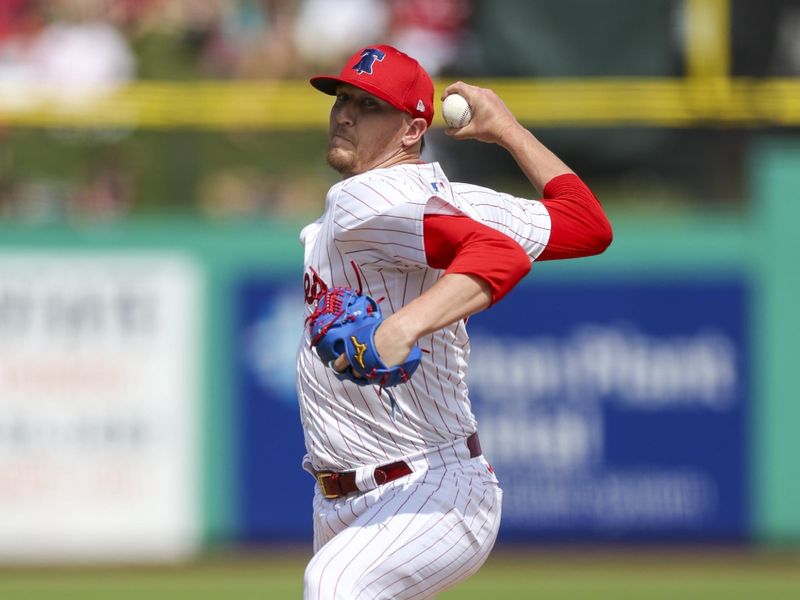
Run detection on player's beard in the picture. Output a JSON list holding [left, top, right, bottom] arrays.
[[326, 146, 357, 176]]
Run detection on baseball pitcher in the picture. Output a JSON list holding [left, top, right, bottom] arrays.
[[298, 45, 612, 599]]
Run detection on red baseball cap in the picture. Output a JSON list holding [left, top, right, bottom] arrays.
[[310, 45, 434, 126]]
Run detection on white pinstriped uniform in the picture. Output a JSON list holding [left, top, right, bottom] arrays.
[[298, 161, 550, 599]]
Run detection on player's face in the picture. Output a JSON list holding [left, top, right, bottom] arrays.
[[327, 84, 412, 177]]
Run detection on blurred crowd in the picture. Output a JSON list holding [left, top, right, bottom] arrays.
[[0, 0, 475, 223], [4, 0, 799, 87], [1, 0, 800, 224], [0, 0, 474, 89]]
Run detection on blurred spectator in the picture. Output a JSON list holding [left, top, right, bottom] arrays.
[[197, 165, 327, 221], [292, 0, 389, 72], [0, 154, 132, 224], [387, 0, 471, 76], [33, 1, 134, 105], [0, 175, 13, 219], [128, 0, 217, 79], [0, 0, 134, 108], [198, 167, 271, 220], [69, 157, 133, 222], [0, 0, 45, 106], [0, 178, 70, 223], [130, 0, 301, 80], [0, 0, 40, 43], [200, 0, 300, 79]]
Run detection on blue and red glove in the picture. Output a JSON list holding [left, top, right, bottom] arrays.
[[307, 286, 421, 387]]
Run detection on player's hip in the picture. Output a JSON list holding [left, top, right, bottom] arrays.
[[309, 437, 503, 550], [306, 431, 499, 502]]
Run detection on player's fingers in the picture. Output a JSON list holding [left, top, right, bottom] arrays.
[[331, 354, 364, 378], [331, 354, 350, 373], [441, 80, 475, 101], [441, 81, 463, 100], [443, 116, 481, 138], [443, 125, 471, 139]]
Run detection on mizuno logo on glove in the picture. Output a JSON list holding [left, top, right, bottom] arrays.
[[350, 336, 368, 369]]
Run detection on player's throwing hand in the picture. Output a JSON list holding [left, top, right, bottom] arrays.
[[442, 81, 521, 146]]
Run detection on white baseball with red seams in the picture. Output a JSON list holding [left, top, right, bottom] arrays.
[[298, 161, 551, 599], [442, 93, 472, 128]]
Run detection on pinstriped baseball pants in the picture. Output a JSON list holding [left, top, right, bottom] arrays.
[[304, 451, 502, 600]]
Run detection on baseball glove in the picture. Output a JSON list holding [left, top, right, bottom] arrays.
[[307, 286, 422, 387]]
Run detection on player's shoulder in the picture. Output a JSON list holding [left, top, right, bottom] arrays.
[[451, 181, 503, 198], [452, 181, 544, 208], [344, 163, 433, 191], [335, 163, 439, 208]]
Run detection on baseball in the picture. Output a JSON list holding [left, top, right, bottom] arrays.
[[442, 93, 472, 129]]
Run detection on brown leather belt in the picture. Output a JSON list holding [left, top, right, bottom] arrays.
[[315, 432, 482, 500]]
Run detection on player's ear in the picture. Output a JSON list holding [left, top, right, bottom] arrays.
[[401, 117, 427, 149]]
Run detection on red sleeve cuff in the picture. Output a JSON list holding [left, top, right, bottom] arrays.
[[424, 213, 531, 305], [539, 173, 613, 261], [542, 172, 582, 199]]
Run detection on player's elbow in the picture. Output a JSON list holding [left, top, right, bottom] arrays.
[[445, 234, 531, 305], [575, 206, 613, 257], [592, 215, 613, 255], [509, 238, 533, 282], [488, 238, 531, 304]]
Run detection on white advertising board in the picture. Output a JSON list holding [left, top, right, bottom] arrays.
[[0, 252, 202, 562]]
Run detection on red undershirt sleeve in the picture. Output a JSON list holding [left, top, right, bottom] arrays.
[[538, 173, 613, 261], [423, 213, 531, 305]]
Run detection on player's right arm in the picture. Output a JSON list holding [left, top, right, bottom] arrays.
[[442, 81, 613, 260], [442, 82, 572, 193]]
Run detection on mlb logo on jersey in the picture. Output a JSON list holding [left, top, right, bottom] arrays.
[[431, 179, 447, 192]]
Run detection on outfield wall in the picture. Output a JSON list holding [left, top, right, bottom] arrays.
[[0, 140, 797, 560]]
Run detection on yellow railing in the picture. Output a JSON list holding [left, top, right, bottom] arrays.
[[2, 78, 799, 129], [1, 0, 797, 129]]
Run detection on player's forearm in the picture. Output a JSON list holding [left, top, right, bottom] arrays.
[[379, 273, 491, 352], [499, 125, 575, 195]]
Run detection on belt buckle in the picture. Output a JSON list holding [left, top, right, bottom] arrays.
[[316, 471, 339, 499]]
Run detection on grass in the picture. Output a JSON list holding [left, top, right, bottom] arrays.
[[1, 547, 798, 599]]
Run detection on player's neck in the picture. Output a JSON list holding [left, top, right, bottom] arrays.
[[347, 149, 422, 178]]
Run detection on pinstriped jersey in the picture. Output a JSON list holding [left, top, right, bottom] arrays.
[[297, 161, 551, 471]]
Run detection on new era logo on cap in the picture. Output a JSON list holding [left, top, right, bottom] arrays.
[[309, 45, 435, 126]]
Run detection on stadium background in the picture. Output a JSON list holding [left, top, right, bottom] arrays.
[[1, 0, 799, 597]]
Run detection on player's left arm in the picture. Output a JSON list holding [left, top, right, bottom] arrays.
[[371, 214, 530, 367], [365, 272, 493, 368], [333, 215, 530, 370]]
